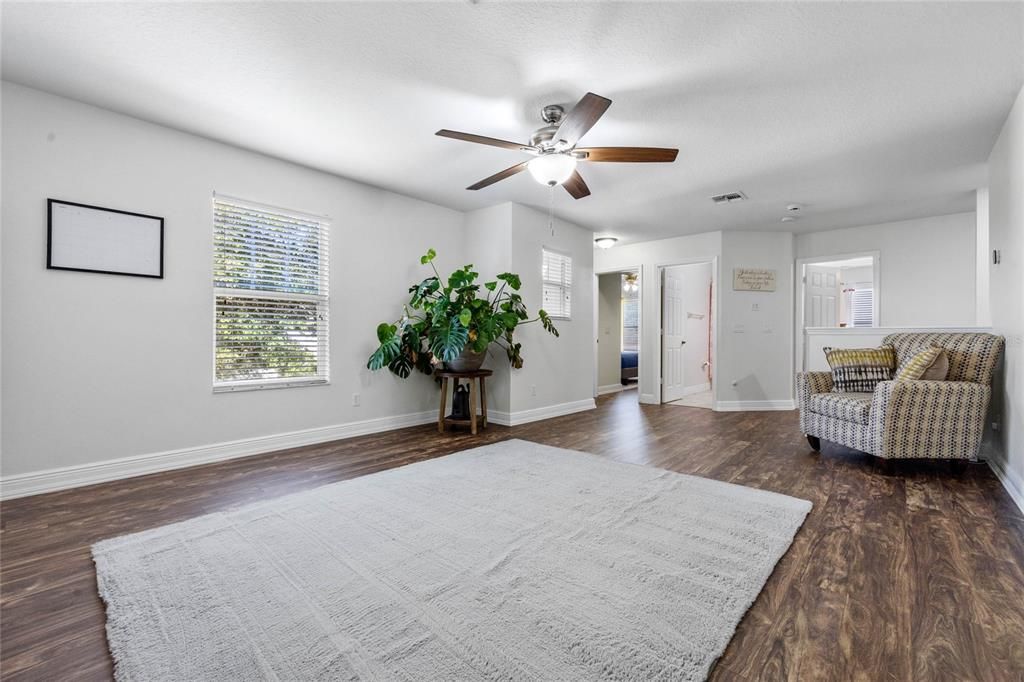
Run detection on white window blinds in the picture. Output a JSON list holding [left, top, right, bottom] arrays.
[[622, 288, 639, 352], [851, 288, 874, 328], [541, 248, 572, 319], [213, 196, 329, 391]]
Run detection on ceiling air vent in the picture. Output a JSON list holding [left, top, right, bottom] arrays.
[[710, 191, 747, 204]]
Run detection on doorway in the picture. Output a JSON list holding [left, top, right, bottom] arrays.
[[595, 270, 641, 397], [795, 252, 880, 371], [661, 262, 714, 408]]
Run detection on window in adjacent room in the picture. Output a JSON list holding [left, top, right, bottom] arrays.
[[213, 195, 329, 391], [542, 248, 572, 319], [850, 287, 874, 328]]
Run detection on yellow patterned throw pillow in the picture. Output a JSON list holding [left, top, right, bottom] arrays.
[[895, 345, 947, 381], [823, 345, 896, 393]]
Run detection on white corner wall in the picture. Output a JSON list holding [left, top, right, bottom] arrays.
[[718, 231, 796, 410], [0, 82, 469, 488], [795, 212, 977, 326], [986, 84, 1024, 511], [1, 83, 597, 497]]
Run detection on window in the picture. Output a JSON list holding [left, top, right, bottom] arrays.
[[851, 287, 874, 328], [621, 275, 639, 352], [213, 196, 329, 391], [541, 248, 572, 319]]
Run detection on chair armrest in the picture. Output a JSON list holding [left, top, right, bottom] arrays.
[[870, 380, 991, 459], [797, 372, 833, 406]]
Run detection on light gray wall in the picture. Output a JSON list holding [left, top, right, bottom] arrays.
[[986, 84, 1024, 509], [795, 212, 977, 326], [718, 231, 795, 407], [597, 274, 623, 390]]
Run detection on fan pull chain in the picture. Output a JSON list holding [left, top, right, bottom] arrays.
[[548, 184, 556, 237]]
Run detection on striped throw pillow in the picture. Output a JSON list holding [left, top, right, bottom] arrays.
[[823, 345, 896, 393], [895, 345, 947, 381]]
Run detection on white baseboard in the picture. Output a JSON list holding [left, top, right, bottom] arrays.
[[597, 384, 625, 396], [987, 456, 1024, 515], [0, 410, 436, 501], [682, 382, 712, 397], [488, 399, 597, 427], [714, 399, 796, 412]]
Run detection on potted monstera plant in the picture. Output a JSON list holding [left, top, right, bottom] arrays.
[[367, 249, 559, 377]]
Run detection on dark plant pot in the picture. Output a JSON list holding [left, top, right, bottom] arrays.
[[446, 347, 486, 372]]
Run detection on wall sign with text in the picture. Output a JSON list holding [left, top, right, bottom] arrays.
[[732, 268, 776, 292]]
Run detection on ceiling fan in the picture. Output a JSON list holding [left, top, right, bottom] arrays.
[[436, 92, 678, 200]]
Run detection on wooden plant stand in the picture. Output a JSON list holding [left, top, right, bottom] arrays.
[[435, 369, 492, 435]]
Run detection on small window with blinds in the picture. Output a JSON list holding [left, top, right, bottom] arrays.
[[541, 248, 572, 320], [851, 288, 874, 328], [213, 196, 329, 391]]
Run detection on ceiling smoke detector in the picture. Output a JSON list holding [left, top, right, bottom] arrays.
[[710, 191, 747, 204], [780, 216, 798, 223]]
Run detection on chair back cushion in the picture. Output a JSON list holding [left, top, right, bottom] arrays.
[[883, 333, 1004, 385]]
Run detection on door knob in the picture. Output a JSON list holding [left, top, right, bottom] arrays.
[[681, 340, 686, 345]]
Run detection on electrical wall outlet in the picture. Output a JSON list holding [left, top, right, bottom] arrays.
[[531, 385, 537, 397], [352, 393, 360, 407]]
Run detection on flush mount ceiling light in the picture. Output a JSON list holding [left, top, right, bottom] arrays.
[[527, 153, 577, 186], [594, 237, 618, 249], [623, 272, 640, 292]]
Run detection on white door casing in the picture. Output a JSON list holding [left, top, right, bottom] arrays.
[[661, 266, 686, 402]]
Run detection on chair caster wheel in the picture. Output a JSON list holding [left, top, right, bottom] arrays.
[[806, 435, 821, 451]]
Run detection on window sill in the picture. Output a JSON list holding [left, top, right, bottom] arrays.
[[213, 378, 329, 393]]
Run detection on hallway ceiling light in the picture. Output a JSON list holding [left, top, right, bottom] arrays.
[[594, 237, 618, 249], [623, 272, 640, 292]]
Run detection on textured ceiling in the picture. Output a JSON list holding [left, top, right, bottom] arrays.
[[2, 2, 1022, 243]]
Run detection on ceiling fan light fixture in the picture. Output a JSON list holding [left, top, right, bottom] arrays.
[[528, 153, 577, 186], [594, 237, 618, 249]]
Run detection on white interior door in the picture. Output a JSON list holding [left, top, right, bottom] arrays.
[[661, 267, 686, 402], [804, 265, 840, 328]]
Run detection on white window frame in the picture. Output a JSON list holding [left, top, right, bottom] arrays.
[[541, 247, 573, 321], [212, 194, 330, 392]]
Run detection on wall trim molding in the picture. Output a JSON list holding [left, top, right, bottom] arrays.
[[488, 399, 597, 427], [597, 384, 625, 396], [804, 325, 994, 336], [987, 455, 1024, 515], [0, 410, 437, 501], [714, 399, 796, 412]]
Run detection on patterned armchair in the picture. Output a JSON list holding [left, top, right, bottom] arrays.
[[797, 333, 1004, 460]]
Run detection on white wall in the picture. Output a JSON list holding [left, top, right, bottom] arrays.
[[506, 203, 595, 416], [718, 231, 795, 409], [597, 274, 623, 391], [0, 83, 469, 480], [795, 212, 977, 326], [595, 231, 721, 403], [976, 188, 992, 326], [986, 84, 1024, 511]]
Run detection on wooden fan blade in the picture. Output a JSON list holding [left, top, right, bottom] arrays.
[[562, 170, 591, 200], [467, 161, 530, 190], [552, 93, 612, 148], [436, 129, 531, 152], [577, 147, 678, 163]]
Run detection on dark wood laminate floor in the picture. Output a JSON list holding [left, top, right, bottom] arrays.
[[2, 391, 1023, 681]]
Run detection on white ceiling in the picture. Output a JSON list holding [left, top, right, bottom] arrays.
[[2, 2, 1022, 243]]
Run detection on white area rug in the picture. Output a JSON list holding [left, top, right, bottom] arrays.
[[93, 439, 811, 681]]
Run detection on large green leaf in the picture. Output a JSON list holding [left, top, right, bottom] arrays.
[[376, 322, 397, 344], [388, 352, 414, 378], [367, 335, 401, 370], [539, 309, 560, 337], [458, 307, 472, 326], [497, 272, 521, 290], [429, 317, 469, 362]]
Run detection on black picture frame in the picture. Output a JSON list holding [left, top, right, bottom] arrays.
[[47, 199, 165, 279]]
